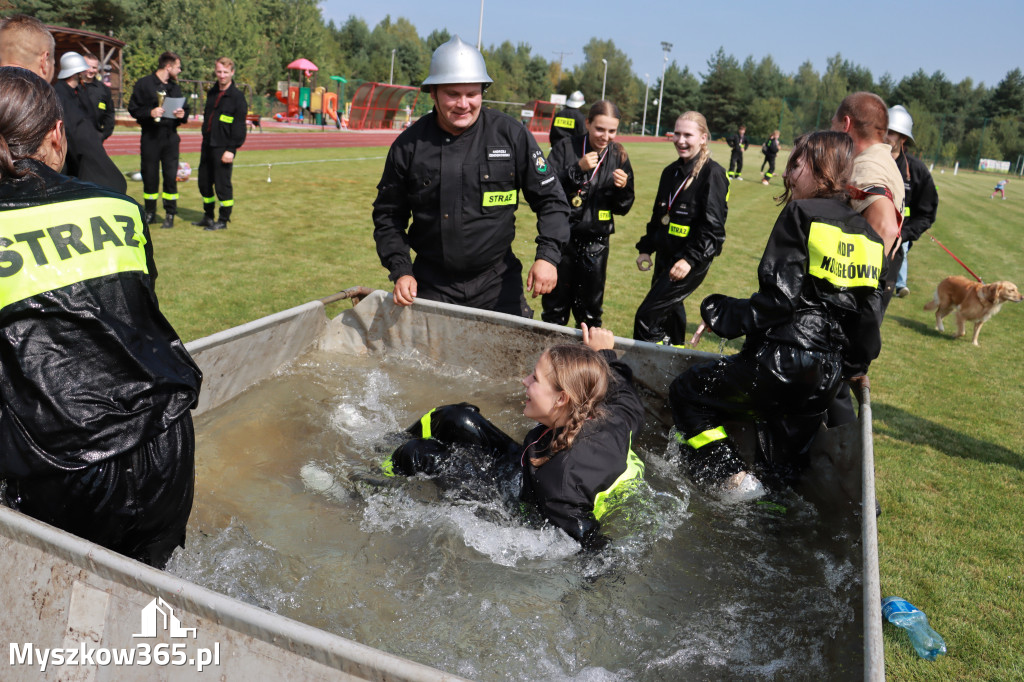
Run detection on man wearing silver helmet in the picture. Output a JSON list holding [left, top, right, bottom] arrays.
[[884, 104, 938, 300], [373, 36, 570, 316], [549, 90, 587, 149]]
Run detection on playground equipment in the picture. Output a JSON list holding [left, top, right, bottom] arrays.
[[274, 58, 318, 122]]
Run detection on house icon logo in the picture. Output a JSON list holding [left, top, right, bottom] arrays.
[[133, 597, 197, 639]]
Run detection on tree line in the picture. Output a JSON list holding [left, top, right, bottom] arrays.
[[13, 1, 1024, 166]]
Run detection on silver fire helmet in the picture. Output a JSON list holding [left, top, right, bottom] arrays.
[[887, 105, 914, 142], [420, 35, 493, 93], [566, 91, 585, 108], [57, 52, 89, 79]]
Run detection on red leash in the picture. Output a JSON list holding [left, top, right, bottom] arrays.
[[928, 234, 984, 284]]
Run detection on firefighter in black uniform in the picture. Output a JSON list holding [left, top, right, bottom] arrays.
[[383, 325, 644, 548], [670, 131, 884, 494], [727, 124, 749, 180], [0, 67, 202, 568], [81, 53, 115, 141], [53, 52, 126, 193], [544, 100, 635, 328], [884, 105, 938, 300], [193, 57, 247, 231], [373, 36, 570, 316], [548, 90, 587, 149], [634, 111, 728, 345], [128, 51, 188, 229], [760, 129, 780, 185]]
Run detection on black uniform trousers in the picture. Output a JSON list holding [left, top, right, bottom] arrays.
[[633, 256, 710, 345], [762, 154, 777, 179], [541, 236, 610, 328], [141, 127, 180, 215], [412, 248, 533, 317], [198, 145, 234, 221], [729, 149, 744, 176], [670, 341, 843, 482], [4, 413, 195, 569]]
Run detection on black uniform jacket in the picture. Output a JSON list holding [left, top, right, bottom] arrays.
[[0, 162, 202, 476], [636, 157, 728, 270], [549, 135, 635, 239], [128, 73, 189, 133], [728, 133, 749, 151], [762, 138, 780, 158], [373, 107, 570, 281], [895, 151, 938, 243], [82, 80, 116, 140], [701, 198, 885, 377], [53, 81, 127, 194], [548, 107, 587, 149], [520, 350, 644, 543], [201, 81, 248, 152]]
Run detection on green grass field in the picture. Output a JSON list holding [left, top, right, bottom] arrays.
[[113, 137, 1023, 680]]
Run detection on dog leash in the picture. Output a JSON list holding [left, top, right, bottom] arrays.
[[928, 234, 985, 284]]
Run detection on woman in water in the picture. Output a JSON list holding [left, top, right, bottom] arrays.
[[386, 324, 644, 548], [543, 100, 635, 328], [669, 131, 884, 494], [633, 111, 728, 345]]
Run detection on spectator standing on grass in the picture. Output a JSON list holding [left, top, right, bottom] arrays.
[[81, 52, 115, 141], [129, 51, 188, 229], [884, 105, 938, 300], [0, 66, 202, 568], [727, 124, 748, 180], [549, 90, 587, 149], [544, 100, 635, 328], [0, 17, 125, 193], [826, 92, 905, 427], [193, 57, 247, 232], [53, 52, 126, 193], [761, 130, 780, 185], [373, 35, 570, 317], [633, 111, 728, 346]]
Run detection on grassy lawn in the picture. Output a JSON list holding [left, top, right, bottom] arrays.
[[113, 137, 1023, 680]]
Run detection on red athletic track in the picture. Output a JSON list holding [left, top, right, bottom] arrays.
[[102, 128, 664, 156]]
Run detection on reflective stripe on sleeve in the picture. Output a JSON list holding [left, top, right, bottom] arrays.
[[686, 426, 728, 450], [591, 437, 645, 521], [219, 114, 234, 123]]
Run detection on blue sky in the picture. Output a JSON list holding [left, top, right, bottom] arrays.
[[321, 0, 1022, 88]]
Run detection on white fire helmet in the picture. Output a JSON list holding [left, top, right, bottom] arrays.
[[887, 105, 914, 142]]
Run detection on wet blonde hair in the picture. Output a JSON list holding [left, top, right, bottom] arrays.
[[529, 345, 609, 466], [676, 111, 711, 179]]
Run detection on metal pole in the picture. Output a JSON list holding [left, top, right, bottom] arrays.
[[389, 49, 395, 85], [601, 59, 608, 100], [642, 74, 649, 136], [655, 42, 671, 137], [859, 384, 885, 682], [477, 0, 485, 50]]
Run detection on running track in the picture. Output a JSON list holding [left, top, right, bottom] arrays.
[[102, 126, 664, 156]]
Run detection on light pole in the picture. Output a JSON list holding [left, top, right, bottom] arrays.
[[477, 0, 485, 49], [642, 73, 650, 136], [389, 48, 396, 84], [601, 58, 608, 100], [655, 41, 672, 137]]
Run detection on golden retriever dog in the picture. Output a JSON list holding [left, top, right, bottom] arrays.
[[923, 275, 1022, 345]]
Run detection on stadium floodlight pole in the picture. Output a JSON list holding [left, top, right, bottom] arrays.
[[601, 58, 608, 100], [642, 73, 650, 136], [389, 49, 396, 84], [477, 0, 485, 49], [656, 42, 672, 137]]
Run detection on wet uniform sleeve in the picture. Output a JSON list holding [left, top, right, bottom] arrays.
[[636, 165, 673, 255], [372, 141, 415, 281], [602, 350, 644, 435], [701, 202, 806, 339], [842, 287, 883, 378], [514, 126, 570, 266], [609, 152, 636, 216], [678, 164, 728, 270]]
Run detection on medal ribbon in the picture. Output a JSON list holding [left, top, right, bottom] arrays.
[[582, 136, 610, 186]]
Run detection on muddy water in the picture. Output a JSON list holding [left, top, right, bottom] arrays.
[[168, 347, 863, 681]]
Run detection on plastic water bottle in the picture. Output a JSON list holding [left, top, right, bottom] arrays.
[[881, 596, 947, 661]]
